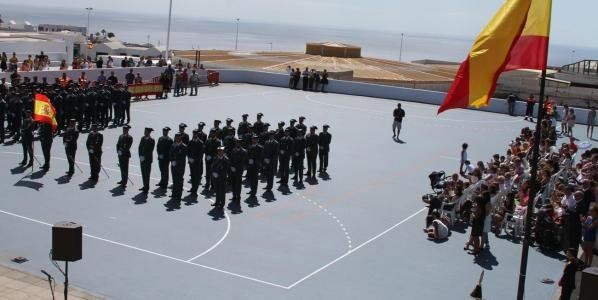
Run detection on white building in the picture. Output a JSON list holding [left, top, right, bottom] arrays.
[[0, 31, 86, 65], [89, 36, 162, 58]]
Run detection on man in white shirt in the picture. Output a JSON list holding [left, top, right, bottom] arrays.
[[561, 185, 577, 211]]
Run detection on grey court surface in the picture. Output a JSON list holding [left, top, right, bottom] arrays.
[[0, 84, 563, 299]]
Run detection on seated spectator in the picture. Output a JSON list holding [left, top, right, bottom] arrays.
[[426, 211, 449, 240]]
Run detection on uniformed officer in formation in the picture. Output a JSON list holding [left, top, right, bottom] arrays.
[[39, 121, 54, 171], [262, 131, 279, 191], [292, 129, 306, 183], [187, 129, 204, 195], [169, 133, 187, 203], [209, 120, 222, 140], [138, 127, 155, 193], [296, 116, 307, 133], [156, 127, 173, 190], [204, 130, 221, 191], [0, 96, 6, 144], [305, 125, 319, 179], [246, 135, 262, 196], [318, 124, 332, 173], [20, 110, 34, 167], [178, 123, 190, 145], [253, 113, 265, 134], [86, 123, 104, 182], [211, 146, 229, 210], [278, 129, 293, 188], [229, 138, 247, 204], [237, 114, 250, 138], [116, 125, 133, 186], [63, 119, 79, 176]]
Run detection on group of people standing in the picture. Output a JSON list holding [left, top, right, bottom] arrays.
[[286, 66, 329, 92]]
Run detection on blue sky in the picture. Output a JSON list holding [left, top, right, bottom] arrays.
[[2, 0, 596, 49]]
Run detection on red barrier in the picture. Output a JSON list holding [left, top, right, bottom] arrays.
[[207, 71, 220, 85], [128, 82, 162, 97]]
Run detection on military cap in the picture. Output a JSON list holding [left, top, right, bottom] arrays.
[[257, 113, 264, 117], [179, 123, 187, 128], [323, 124, 330, 128], [163, 126, 171, 131], [214, 120, 221, 124], [144, 127, 154, 132], [299, 116, 306, 120], [226, 118, 233, 123], [264, 123, 270, 127], [198, 122, 206, 127], [290, 119, 297, 123], [278, 121, 285, 126], [242, 114, 249, 118], [310, 125, 318, 130]]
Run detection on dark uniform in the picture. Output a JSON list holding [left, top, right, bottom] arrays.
[[237, 114, 250, 139], [229, 141, 247, 202], [63, 121, 79, 175], [20, 113, 34, 167], [318, 125, 332, 172], [86, 126, 103, 181], [204, 134, 221, 190], [262, 132, 279, 191], [187, 131, 205, 194], [0, 97, 6, 144], [278, 131, 293, 187], [305, 127, 319, 179], [253, 113, 265, 134], [295, 117, 307, 135], [156, 127, 173, 189], [286, 119, 298, 138], [292, 131, 306, 182], [169, 136, 187, 201], [209, 120, 223, 140], [138, 128, 155, 192], [247, 136, 263, 196], [39, 123, 53, 170], [211, 149, 229, 209], [178, 123, 190, 145], [116, 127, 133, 186]]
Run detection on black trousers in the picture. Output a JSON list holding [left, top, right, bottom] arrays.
[[319, 150, 329, 171], [125, 105, 131, 123], [292, 155, 304, 181], [231, 171, 242, 201], [118, 156, 129, 184], [65, 147, 76, 174], [140, 161, 152, 190], [171, 165, 184, 200], [41, 140, 52, 168], [189, 160, 202, 192], [559, 286, 573, 300], [264, 159, 275, 189], [158, 159, 169, 188], [302, 77, 308, 90], [21, 137, 33, 164], [525, 102, 534, 117], [306, 152, 317, 178], [247, 165, 259, 195], [205, 157, 213, 189], [0, 118, 5, 142], [89, 152, 101, 180], [215, 180, 226, 208], [279, 156, 290, 185]]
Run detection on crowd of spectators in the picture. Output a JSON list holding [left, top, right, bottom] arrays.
[[1, 51, 50, 72], [426, 120, 597, 264], [286, 66, 329, 92]]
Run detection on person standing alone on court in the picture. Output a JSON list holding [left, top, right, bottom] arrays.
[[393, 103, 405, 139], [524, 94, 535, 122]]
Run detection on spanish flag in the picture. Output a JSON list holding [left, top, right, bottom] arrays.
[[33, 94, 58, 132], [438, 0, 551, 114]]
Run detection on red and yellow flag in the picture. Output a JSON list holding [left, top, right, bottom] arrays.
[[33, 94, 58, 132], [438, 0, 551, 114]]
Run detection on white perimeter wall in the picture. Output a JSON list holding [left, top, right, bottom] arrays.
[[0, 67, 592, 125]]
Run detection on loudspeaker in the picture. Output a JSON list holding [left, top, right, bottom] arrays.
[[51, 221, 82, 262], [579, 267, 598, 300]]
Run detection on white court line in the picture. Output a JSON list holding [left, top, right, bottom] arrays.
[[0, 208, 287, 289], [287, 207, 427, 289], [0, 151, 231, 264]]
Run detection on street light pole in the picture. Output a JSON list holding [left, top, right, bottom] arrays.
[[85, 7, 93, 59], [399, 33, 405, 62], [234, 18, 240, 51], [166, 0, 173, 61]]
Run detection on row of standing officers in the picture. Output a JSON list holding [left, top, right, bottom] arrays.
[[59, 113, 332, 210]]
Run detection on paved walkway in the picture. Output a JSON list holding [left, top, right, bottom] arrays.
[[0, 264, 101, 300]]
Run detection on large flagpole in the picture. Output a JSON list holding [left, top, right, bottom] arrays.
[[516, 1, 553, 299]]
